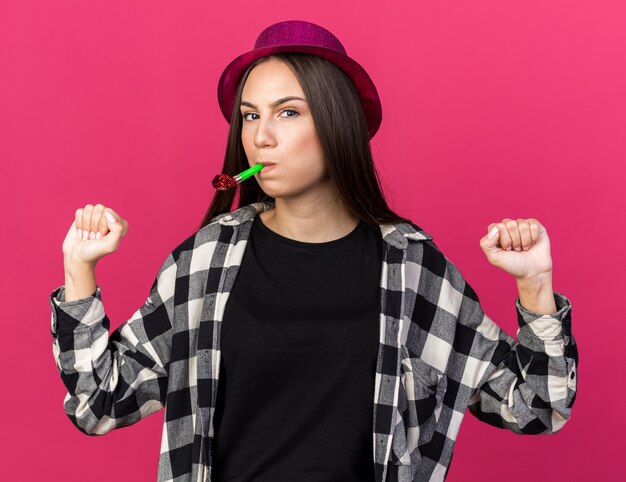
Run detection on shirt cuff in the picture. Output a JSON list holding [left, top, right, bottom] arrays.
[[49, 284, 104, 337], [515, 291, 572, 342]]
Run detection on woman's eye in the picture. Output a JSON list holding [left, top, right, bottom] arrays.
[[242, 109, 299, 122], [280, 109, 299, 118]]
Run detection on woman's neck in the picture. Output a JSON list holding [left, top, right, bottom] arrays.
[[260, 191, 358, 243]]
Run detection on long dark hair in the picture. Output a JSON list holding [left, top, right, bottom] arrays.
[[199, 53, 410, 230]]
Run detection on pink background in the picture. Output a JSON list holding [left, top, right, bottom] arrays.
[[1, 1, 623, 480]]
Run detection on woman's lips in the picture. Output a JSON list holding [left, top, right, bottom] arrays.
[[257, 162, 277, 173]]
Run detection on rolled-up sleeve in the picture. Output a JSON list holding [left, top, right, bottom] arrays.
[[49, 252, 177, 436], [460, 281, 577, 434]]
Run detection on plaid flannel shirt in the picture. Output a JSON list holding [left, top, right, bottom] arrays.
[[50, 201, 577, 482]]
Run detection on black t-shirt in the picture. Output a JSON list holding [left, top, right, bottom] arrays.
[[212, 214, 382, 481]]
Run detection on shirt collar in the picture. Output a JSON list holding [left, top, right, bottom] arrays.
[[217, 201, 433, 249]]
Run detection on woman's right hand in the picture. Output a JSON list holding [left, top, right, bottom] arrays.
[[62, 204, 129, 266]]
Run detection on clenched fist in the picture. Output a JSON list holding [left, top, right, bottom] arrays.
[[479, 217, 553, 281], [62, 204, 129, 265]]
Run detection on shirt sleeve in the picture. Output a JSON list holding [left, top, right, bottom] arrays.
[[443, 258, 578, 434], [49, 252, 177, 436]]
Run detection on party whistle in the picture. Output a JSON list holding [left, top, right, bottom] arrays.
[[212, 164, 264, 190]]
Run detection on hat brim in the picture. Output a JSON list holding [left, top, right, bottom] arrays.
[[217, 45, 382, 139]]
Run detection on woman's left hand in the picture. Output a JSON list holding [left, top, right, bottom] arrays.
[[479, 218, 553, 280]]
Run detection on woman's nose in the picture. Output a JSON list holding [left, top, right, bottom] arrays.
[[253, 117, 277, 148]]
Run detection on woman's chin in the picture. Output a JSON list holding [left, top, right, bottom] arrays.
[[257, 182, 291, 200], [258, 188, 300, 201], [258, 181, 331, 202], [258, 187, 283, 199]]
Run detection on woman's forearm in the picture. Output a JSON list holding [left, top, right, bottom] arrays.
[[63, 256, 97, 302], [515, 272, 558, 315]]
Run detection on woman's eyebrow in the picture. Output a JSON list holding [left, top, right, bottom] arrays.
[[240, 96, 307, 109]]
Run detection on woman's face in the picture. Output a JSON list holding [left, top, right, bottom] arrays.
[[240, 59, 329, 201]]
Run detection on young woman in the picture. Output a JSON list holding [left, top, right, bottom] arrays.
[[50, 20, 577, 482]]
